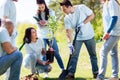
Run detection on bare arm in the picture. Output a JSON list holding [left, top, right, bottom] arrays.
[[41, 48, 46, 55], [83, 13, 94, 24], [66, 29, 73, 43], [1, 42, 17, 54]]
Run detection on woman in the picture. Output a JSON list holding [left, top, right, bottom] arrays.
[[23, 27, 51, 78], [97, 0, 120, 80], [34, 0, 64, 70]]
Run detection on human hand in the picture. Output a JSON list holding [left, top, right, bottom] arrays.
[[102, 33, 110, 40], [77, 22, 84, 29], [42, 60, 50, 65], [68, 43, 75, 54], [39, 20, 47, 26]]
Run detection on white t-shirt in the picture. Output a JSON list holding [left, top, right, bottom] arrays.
[[24, 38, 45, 60], [64, 4, 94, 40], [102, 0, 120, 36], [35, 9, 55, 39], [0, 0, 17, 41], [0, 0, 16, 27], [0, 27, 11, 57]]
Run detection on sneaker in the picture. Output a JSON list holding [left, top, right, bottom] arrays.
[[93, 73, 98, 79], [44, 73, 49, 78], [65, 74, 75, 80], [109, 77, 119, 80]]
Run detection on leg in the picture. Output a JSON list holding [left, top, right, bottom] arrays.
[[51, 38, 64, 70], [43, 39, 49, 61], [0, 50, 22, 80], [43, 39, 49, 49], [98, 36, 119, 79], [84, 37, 98, 75], [23, 53, 37, 74], [110, 43, 119, 78], [68, 40, 83, 74], [36, 63, 52, 73]]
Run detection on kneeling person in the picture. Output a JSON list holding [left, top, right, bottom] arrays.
[[0, 19, 23, 80], [23, 27, 51, 78]]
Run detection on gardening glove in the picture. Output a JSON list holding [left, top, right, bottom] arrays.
[[77, 22, 85, 30], [68, 43, 75, 54]]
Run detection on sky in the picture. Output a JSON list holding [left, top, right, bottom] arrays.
[[15, 0, 50, 23]]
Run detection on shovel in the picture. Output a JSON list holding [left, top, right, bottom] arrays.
[[58, 27, 80, 80], [58, 55, 72, 80]]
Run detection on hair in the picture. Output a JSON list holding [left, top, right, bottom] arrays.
[[36, 0, 49, 20], [60, 0, 72, 7], [4, 19, 13, 29], [23, 27, 36, 44]]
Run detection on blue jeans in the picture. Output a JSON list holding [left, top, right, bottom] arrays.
[[43, 38, 64, 70], [68, 37, 98, 74], [98, 36, 119, 79], [0, 50, 23, 80]]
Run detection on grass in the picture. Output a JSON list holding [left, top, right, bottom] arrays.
[[0, 23, 120, 80]]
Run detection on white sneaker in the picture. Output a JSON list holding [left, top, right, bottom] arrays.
[[44, 73, 49, 78]]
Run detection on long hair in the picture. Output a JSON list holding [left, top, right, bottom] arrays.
[[36, 0, 49, 20], [23, 27, 35, 44]]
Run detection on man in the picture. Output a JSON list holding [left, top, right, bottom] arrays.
[[0, 0, 18, 79], [0, 0, 18, 46], [97, 0, 120, 80], [60, 0, 98, 79], [0, 20, 22, 80]]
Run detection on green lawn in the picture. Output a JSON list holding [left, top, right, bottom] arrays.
[[0, 42, 120, 80], [0, 23, 120, 80]]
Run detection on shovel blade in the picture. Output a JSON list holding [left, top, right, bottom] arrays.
[[58, 70, 69, 80]]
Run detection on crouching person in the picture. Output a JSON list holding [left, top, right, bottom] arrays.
[[0, 19, 23, 80], [22, 27, 52, 78]]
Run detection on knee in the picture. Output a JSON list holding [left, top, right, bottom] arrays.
[[47, 66, 52, 72], [29, 53, 37, 61], [100, 48, 107, 57], [14, 50, 23, 61]]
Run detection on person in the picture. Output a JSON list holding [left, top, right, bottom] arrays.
[[34, 0, 64, 70], [0, 19, 1, 26], [0, 0, 18, 79], [0, 19, 23, 80], [0, 0, 18, 46], [97, 0, 120, 80], [60, 0, 99, 79], [23, 27, 52, 78]]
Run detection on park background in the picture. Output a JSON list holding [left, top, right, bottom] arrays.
[[0, 0, 120, 80]]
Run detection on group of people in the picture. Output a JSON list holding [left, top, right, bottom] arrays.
[[0, 0, 120, 80]]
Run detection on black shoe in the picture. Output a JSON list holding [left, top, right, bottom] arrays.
[[93, 73, 98, 79], [65, 74, 75, 80]]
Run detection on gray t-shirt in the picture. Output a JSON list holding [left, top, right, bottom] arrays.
[[64, 4, 94, 40], [0, 27, 11, 57]]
